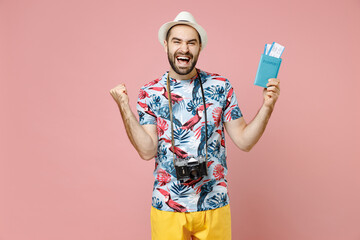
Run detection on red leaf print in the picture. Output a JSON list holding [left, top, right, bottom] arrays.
[[212, 107, 222, 127], [194, 125, 202, 139], [213, 164, 225, 180], [138, 89, 149, 99], [144, 78, 161, 87], [157, 169, 171, 186], [225, 105, 235, 121], [157, 118, 168, 137]]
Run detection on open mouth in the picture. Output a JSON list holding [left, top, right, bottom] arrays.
[[176, 56, 191, 65]]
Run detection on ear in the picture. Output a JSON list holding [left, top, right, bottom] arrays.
[[164, 40, 168, 53]]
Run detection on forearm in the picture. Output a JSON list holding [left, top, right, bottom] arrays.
[[226, 78, 280, 152], [240, 104, 274, 151], [118, 103, 157, 160]]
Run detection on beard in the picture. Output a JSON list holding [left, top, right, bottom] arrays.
[[167, 48, 199, 76]]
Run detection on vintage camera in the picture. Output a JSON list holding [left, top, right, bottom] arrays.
[[174, 156, 207, 181]]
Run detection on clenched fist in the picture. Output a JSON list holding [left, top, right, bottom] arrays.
[[109, 83, 129, 107]]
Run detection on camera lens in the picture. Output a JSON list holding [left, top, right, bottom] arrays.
[[189, 169, 200, 180]]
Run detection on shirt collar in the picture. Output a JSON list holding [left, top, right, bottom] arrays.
[[165, 69, 200, 83]]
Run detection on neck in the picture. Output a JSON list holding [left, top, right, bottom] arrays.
[[169, 68, 198, 80]]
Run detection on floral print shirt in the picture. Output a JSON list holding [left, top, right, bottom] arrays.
[[137, 69, 242, 212]]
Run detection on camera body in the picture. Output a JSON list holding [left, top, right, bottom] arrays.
[[174, 156, 207, 181]]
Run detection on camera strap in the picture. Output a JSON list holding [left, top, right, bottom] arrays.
[[166, 69, 208, 167]]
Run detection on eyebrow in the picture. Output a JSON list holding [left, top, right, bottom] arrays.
[[171, 37, 198, 43]]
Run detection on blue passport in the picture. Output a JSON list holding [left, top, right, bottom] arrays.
[[254, 54, 282, 88]]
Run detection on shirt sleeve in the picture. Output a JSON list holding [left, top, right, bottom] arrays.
[[222, 80, 243, 122], [137, 88, 157, 125]]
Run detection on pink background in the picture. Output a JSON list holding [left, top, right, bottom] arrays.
[[1, 0, 359, 239]]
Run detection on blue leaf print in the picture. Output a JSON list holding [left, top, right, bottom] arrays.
[[153, 179, 159, 191], [231, 106, 242, 119], [158, 106, 170, 119], [192, 79, 201, 99], [197, 123, 215, 156], [208, 140, 221, 158], [152, 197, 163, 209], [170, 182, 191, 199], [225, 82, 231, 93], [205, 85, 225, 101], [158, 106, 182, 127], [186, 97, 203, 115], [138, 111, 145, 121], [199, 71, 208, 82], [206, 193, 228, 209], [157, 145, 168, 163], [173, 127, 191, 144], [197, 206, 211, 211], [218, 151, 227, 169], [149, 94, 162, 110], [170, 79, 183, 89], [162, 160, 176, 177], [206, 123, 215, 139]]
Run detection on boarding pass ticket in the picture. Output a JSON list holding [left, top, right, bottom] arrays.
[[264, 42, 285, 58]]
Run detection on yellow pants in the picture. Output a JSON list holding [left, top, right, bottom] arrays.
[[151, 205, 232, 240]]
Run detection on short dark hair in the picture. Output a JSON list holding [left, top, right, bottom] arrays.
[[165, 24, 202, 45]]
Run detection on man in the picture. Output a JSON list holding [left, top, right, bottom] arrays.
[[110, 11, 280, 240]]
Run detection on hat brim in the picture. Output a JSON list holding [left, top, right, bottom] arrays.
[[158, 21, 207, 50]]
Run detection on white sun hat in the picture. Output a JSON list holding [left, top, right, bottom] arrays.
[[158, 11, 208, 50]]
